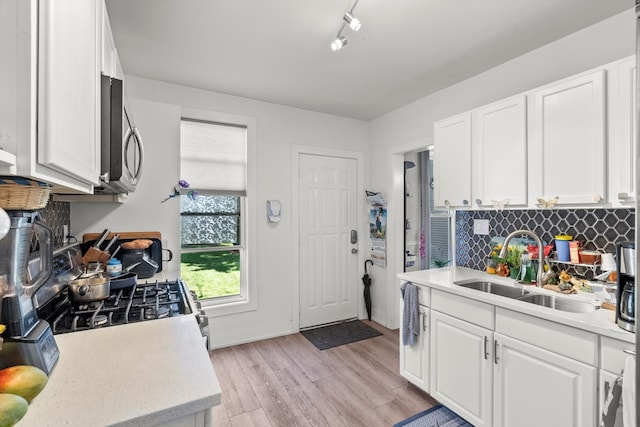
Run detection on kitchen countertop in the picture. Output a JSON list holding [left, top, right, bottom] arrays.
[[398, 266, 635, 345], [20, 274, 221, 426]]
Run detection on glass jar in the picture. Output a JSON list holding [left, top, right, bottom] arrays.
[[106, 258, 122, 276], [486, 258, 497, 274]]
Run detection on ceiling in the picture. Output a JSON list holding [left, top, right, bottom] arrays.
[[105, 0, 632, 121]]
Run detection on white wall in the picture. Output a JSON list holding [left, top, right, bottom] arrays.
[[70, 7, 635, 346], [71, 78, 369, 348], [369, 8, 636, 329]]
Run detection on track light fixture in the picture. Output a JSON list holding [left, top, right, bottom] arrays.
[[330, 0, 361, 51], [343, 12, 361, 32], [331, 36, 348, 51]]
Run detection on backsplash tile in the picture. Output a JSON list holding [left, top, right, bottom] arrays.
[[455, 208, 635, 276], [39, 200, 71, 248]]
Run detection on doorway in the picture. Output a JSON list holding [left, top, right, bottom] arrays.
[[403, 149, 451, 272], [296, 151, 362, 329]]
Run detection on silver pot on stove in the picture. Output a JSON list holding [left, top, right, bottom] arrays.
[[67, 276, 111, 304]]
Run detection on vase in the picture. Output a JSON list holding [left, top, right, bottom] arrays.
[[496, 263, 509, 277], [509, 267, 521, 279]]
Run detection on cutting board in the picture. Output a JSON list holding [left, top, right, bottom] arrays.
[[81, 231, 166, 272], [82, 231, 162, 243]]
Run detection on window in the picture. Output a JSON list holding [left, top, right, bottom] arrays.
[[180, 118, 247, 304]]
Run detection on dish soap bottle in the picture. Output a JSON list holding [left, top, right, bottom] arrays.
[[520, 254, 532, 283]]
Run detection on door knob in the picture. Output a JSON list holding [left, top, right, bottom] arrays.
[[351, 248, 358, 254]]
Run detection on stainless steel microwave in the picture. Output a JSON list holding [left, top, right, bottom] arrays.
[[97, 74, 144, 194]]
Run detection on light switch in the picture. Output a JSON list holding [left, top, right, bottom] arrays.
[[267, 200, 281, 223], [473, 219, 489, 235]]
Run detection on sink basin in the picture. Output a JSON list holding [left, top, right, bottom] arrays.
[[453, 280, 530, 299], [517, 294, 599, 313]]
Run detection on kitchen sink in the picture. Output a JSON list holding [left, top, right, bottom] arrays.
[[453, 280, 530, 299], [516, 294, 599, 313], [453, 279, 598, 314]]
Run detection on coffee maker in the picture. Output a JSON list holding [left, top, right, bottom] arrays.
[[0, 211, 59, 373], [615, 241, 635, 333]]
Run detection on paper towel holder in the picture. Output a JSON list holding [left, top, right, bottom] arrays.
[[267, 200, 281, 223]]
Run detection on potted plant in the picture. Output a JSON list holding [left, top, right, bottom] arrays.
[[489, 246, 509, 277], [505, 246, 524, 279]]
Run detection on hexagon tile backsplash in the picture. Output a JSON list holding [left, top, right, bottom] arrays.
[[455, 208, 635, 275]]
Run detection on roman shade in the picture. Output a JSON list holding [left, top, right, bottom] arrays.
[[180, 118, 247, 196]]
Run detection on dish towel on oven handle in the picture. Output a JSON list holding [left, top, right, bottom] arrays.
[[600, 371, 623, 427], [622, 355, 636, 427], [400, 281, 419, 346]]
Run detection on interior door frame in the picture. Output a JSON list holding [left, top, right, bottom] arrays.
[[291, 145, 365, 332], [386, 138, 430, 330]]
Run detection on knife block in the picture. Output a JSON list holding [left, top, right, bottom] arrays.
[[82, 247, 110, 265]]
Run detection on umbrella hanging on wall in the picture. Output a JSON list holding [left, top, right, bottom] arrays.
[[362, 259, 374, 321]]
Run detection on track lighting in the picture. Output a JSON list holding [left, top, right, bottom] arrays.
[[329, 0, 361, 51], [343, 12, 361, 32], [331, 36, 348, 51]]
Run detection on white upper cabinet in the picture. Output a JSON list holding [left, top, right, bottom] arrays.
[[607, 56, 636, 206], [433, 113, 472, 208], [36, 0, 101, 189], [472, 95, 527, 208], [1, 0, 103, 193], [101, 0, 123, 79], [529, 70, 607, 206]]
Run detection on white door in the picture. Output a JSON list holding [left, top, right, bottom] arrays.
[[299, 154, 358, 328], [494, 333, 597, 427]]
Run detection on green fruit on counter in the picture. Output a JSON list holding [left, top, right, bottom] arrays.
[[0, 366, 48, 403], [0, 393, 28, 427]]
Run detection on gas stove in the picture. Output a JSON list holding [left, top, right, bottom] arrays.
[[33, 244, 209, 347], [39, 279, 191, 335]]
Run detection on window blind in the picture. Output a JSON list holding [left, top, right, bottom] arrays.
[[180, 118, 247, 196]]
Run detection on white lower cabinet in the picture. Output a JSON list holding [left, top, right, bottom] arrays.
[[400, 287, 601, 427], [430, 310, 493, 426], [399, 299, 430, 391], [493, 333, 597, 427], [598, 336, 634, 427]]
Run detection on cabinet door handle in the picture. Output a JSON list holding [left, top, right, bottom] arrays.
[[494, 340, 499, 364], [624, 349, 636, 356], [422, 312, 427, 332], [484, 336, 488, 360]]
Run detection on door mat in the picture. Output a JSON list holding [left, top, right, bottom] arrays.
[[394, 404, 474, 427], [300, 320, 382, 350]]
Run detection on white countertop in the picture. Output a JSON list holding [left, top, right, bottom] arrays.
[[20, 279, 221, 426], [398, 266, 635, 345]]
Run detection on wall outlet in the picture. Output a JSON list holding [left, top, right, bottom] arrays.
[[473, 219, 490, 235], [63, 225, 69, 240]]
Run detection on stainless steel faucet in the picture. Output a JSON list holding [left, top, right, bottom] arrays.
[[498, 230, 545, 287]]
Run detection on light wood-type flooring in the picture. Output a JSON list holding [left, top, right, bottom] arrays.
[[210, 320, 437, 426]]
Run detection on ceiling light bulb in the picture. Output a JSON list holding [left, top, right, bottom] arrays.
[[331, 36, 347, 51], [344, 12, 361, 31]]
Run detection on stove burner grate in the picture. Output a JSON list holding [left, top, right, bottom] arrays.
[[44, 279, 188, 335], [144, 306, 171, 320]]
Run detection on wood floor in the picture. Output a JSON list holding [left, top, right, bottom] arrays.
[[209, 320, 438, 426]]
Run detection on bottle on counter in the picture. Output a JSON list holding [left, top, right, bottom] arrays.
[[106, 257, 122, 276]]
